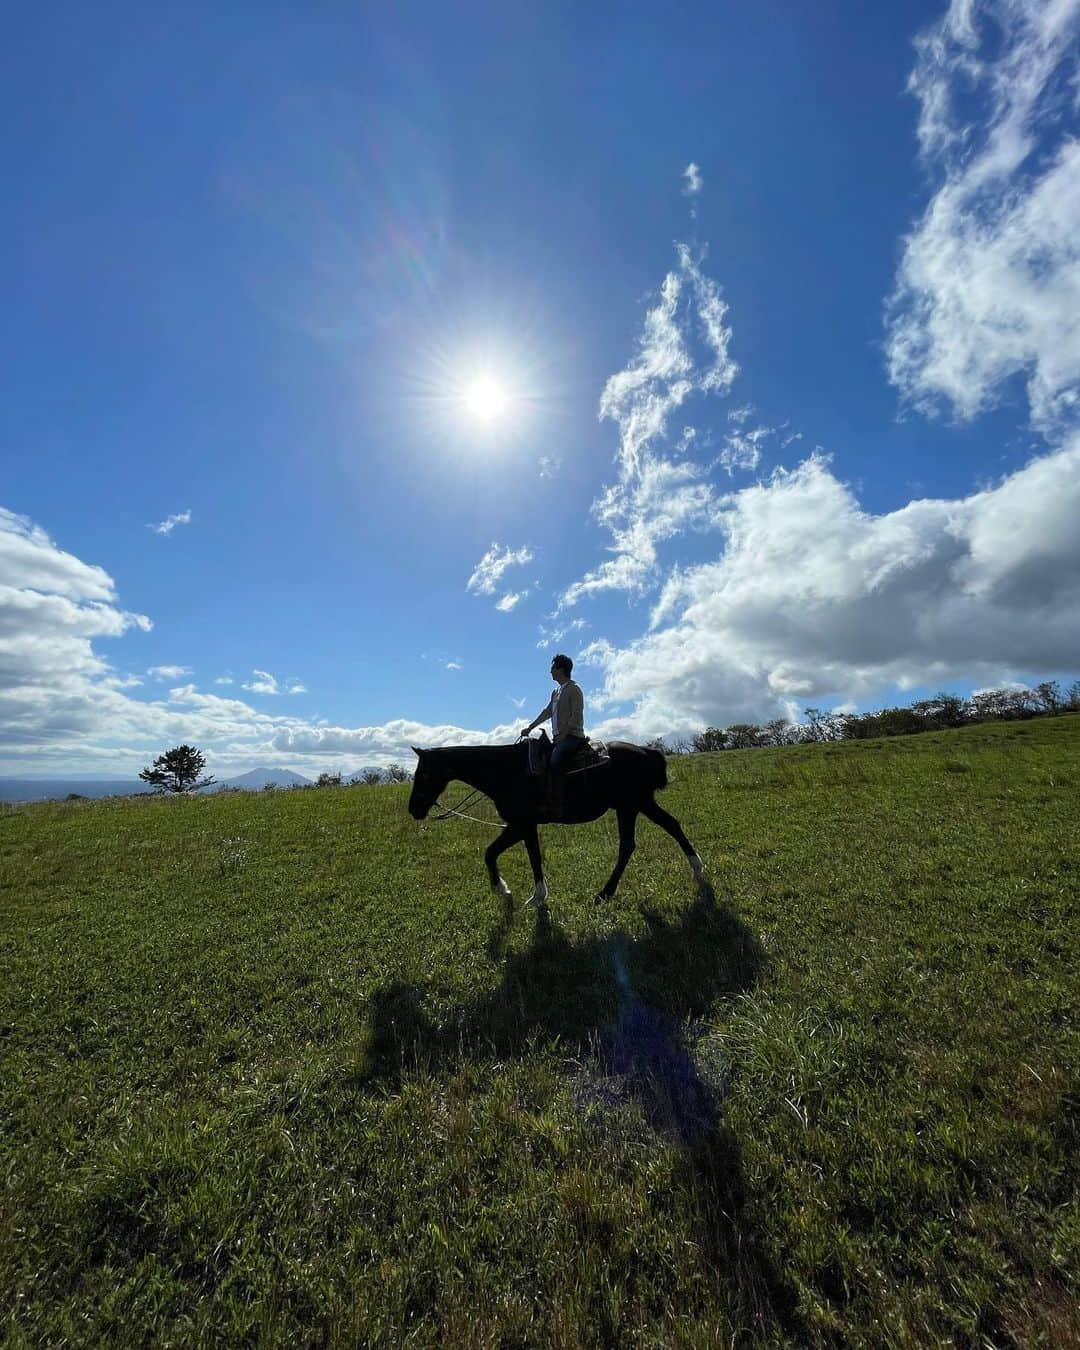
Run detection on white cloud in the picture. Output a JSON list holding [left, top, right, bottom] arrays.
[[148, 664, 191, 680], [147, 509, 192, 536], [581, 439, 1080, 741], [682, 162, 703, 196], [0, 508, 152, 739], [538, 455, 561, 478], [239, 670, 305, 696], [466, 543, 535, 597], [214, 675, 233, 686], [0, 506, 117, 603], [886, 0, 1080, 432], [495, 592, 522, 612], [269, 717, 524, 761], [446, 661, 462, 671]]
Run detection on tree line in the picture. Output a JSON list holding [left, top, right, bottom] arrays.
[[649, 678, 1080, 755]]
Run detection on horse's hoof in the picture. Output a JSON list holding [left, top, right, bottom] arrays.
[[595, 890, 612, 904]]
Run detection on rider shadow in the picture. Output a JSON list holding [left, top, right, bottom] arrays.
[[360, 885, 806, 1340]]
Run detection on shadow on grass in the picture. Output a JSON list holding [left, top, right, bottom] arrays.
[[361, 883, 807, 1341]]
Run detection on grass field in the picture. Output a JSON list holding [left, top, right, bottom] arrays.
[[2, 716, 1078, 1346]]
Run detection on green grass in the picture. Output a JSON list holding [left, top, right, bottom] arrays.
[[2, 716, 1078, 1346]]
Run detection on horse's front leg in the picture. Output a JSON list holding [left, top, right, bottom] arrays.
[[485, 824, 522, 899], [521, 823, 548, 907], [597, 806, 637, 902]]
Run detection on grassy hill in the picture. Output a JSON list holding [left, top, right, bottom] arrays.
[[2, 717, 1078, 1346]]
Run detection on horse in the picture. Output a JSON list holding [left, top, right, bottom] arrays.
[[408, 739, 706, 906]]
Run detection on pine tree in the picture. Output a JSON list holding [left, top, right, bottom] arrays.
[[138, 745, 216, 794]]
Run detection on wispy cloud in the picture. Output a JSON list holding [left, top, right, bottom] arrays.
[[240, 669, 305, 696], [714, 422, 774, 476], [538, 455, 561, 478], [446, 660, 463, 671], [242, 669, 279, 694], [559, 238, 741, 609], [214, 675, 233, 686], [682, 162, 703, 196], [886, 0, 1080, 433], [467, 543, 534, 597], [147, 509, 192, 536], [536, 615, 589, 650], [495, 592, 522, 612], [148, 664, 192, 680]]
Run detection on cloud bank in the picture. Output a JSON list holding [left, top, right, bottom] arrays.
[[584, 438, 1080, 740], [0, 507, 514, 776]]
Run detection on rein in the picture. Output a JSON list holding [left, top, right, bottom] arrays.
[[429, 787, 499, 826]]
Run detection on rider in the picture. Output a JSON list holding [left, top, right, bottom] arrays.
[[519, 653, 586, 819]]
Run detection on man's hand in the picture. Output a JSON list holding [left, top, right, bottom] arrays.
[[518, 726, 531, 740]]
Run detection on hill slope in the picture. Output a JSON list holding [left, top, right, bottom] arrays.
[[2, 717, 1078, 1345]]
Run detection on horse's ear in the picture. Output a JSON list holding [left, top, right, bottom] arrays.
[[411, 745, 423, 757]]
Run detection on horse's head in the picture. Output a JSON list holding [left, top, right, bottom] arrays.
[[407, 747, 447, 820]]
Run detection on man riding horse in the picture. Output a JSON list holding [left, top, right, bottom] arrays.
[[518, 653, 585, 821], [409, 654, 706, 907]]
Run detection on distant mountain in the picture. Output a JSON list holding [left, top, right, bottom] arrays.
[[341, 766, 387, 782], [0, 766, 313, 803], [213, 767, 313, 790]]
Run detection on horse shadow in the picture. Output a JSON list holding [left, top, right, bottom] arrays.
[[360, 885, 807, 1339]]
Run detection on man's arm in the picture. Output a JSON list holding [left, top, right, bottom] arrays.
[[520, 702, 552, 736]]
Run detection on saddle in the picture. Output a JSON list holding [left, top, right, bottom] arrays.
[[526, 730, 609, 777]]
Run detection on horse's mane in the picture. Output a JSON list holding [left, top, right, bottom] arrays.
[[425, 742, 524, 760]]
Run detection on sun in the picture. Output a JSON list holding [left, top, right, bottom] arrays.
[[462, 374, 509, 422]]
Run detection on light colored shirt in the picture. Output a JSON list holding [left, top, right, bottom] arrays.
[[549, 679, 585, 742]]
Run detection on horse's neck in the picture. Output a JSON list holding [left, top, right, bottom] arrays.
[[447, 747, 518, 797]]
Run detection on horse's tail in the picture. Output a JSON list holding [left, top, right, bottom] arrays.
[[645, 746, 668, 791]]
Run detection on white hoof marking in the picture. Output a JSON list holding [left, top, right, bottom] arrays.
[[689, 853, 705, 879], [492, 876, 512, 899], [526, 880, 549, 907]]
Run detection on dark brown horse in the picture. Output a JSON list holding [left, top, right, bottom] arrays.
[[408, 740, 705, 905]]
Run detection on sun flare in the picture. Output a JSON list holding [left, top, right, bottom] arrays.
[[463, 375, 509, 422]]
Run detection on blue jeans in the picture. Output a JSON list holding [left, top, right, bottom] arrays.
[[550, 735, 586, 774]]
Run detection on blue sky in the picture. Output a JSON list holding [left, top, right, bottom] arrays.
[[3, 0, 1079, 776]]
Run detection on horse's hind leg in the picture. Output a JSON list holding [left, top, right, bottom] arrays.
[[597, 806, 637, 902], [485, 824, 521, 899], [521, 824, 548, 907], [641, 798, 706, 882]]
